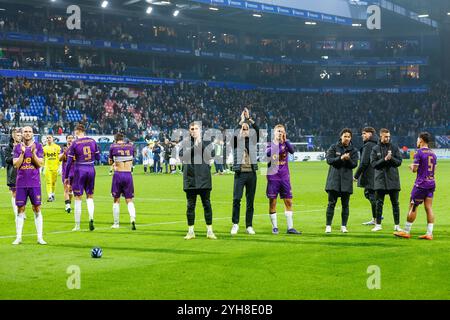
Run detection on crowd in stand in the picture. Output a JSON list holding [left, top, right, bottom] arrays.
[[1, 77, 449, 146]]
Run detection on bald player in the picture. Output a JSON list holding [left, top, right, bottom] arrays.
[[12, 126, 46, 245]]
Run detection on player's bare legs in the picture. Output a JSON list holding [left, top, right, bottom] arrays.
[[13, 204, 45, 245], [11, 190, 25, 219], [283, 198, 292, 211], [421, 197, 435, 239], [407, 203, 418, 223], [395, 203, 418, 239], [424, 197, 435, 224], [11, 190, 26, 221]]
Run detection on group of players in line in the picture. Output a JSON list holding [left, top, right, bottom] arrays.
[[4, 108, 437, 244]]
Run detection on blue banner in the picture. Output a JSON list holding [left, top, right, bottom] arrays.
[[228, 0, 246, 9], [0, 69, 429, 94]]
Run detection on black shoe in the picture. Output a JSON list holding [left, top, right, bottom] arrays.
[[89, 219, 95, 231], [131, 221, 136, 230], [47, 198, 52, 202], [66, 207, 71, 214]]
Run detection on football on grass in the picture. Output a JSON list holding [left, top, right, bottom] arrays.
[[91, 247, 103, 258]]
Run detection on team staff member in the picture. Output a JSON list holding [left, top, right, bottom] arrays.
[[325, 128, 359, 234], [43, 134, 61, 202], [370, 128, 403, 232], [5, 128, 23, 218], [230, 108, 259, 235], [354, 127, 379, 226], [179, 122, 217, 240], [152, 141, 162, 173]]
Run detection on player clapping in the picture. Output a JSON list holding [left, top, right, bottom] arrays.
[[12, 126, 46, 245], [266, 124, 301, 235]]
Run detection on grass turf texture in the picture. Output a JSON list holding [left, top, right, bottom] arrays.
[[0, 161, 449, 300]]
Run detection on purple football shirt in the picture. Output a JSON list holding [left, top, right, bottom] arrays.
[[413, 148, 437, 189], [13, 143, 44, 188], [68, 137, 99, 165], [65, 137, 100, 179], [109, 143, 135, 163], [60, 146, 75, 178], [266, 140, 294, 181]]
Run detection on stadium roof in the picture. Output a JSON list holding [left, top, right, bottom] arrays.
[[1, 0, 448, 37]]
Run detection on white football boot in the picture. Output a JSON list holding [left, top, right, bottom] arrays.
[[230, 224, 239, 235], [371, 224, 383, 232]]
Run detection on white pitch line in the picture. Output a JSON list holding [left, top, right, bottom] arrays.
[[0, 209, 324, 240]]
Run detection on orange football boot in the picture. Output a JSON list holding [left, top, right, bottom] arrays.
[[394, 231, 411, 239], [418, 234, 433, 240]]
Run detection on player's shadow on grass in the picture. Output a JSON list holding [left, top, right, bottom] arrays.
[[134, 229, 381, 247], [50, 243, 218, 255], [180, 231, 407, 248], [45, 220, 117, 226], [93, 229, 188, 236]]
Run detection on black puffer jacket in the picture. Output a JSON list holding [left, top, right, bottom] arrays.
[[325, 140, 359, 194], [179, 137, 215, 191], [354, 134, 378, 190], [370, 141, 402, 191]]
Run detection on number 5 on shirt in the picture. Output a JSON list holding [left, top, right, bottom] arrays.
[[428, 156, 434, 172]]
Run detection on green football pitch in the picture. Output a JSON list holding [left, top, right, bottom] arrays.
[[0, 161, 449, 300]]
